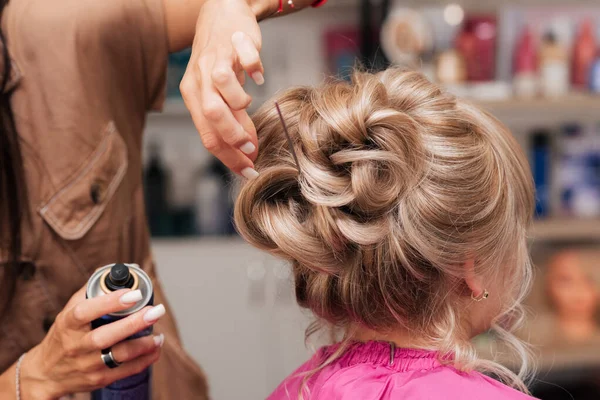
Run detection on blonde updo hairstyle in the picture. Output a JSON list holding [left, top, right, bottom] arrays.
[[235, 69, 535, 391]]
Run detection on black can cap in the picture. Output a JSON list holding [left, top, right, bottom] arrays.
[[105, 263, 135, 290]]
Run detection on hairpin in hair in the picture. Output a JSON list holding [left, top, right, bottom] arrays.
[[274, 101, 301, 173]]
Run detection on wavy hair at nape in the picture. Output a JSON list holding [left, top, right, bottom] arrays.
[[235, 68, 535, 394]]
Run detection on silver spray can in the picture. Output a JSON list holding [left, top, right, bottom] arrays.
[[86, 263, 154, 400]]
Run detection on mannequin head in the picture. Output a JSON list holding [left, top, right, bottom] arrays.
[[547, 250, 600, 335]]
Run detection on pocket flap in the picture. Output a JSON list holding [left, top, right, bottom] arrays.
[[39, 122, 128, 240]]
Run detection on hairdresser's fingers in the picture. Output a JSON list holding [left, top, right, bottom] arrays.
[[82, 305, 165, 351], [185, 89, 255, 175], [95, 334, 165, 373], [201, 90, 251, 151], [85, 348, 162, 390], [195, 52, 251, 150], [199, 130, 258, 179], [109, 334, 164, 364], [66, 289, 141, 328], [232, 31, 264, 85], [212, 46, 252, 110], [64, 286, 87, 309], [236, 68, 246, 86], [77, 334, 164, 373], [181, 56, 234, 155], [198, 127, 252, 174], [108, 348, 161, 380], [233, 108, 258, 161]]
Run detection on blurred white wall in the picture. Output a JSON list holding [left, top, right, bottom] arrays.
[[153, 239, 316, 400]]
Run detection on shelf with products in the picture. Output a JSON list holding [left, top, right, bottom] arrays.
[[474, 336, 600, 375], [325, 0, 600, 12], [478, 93, 600, 120], [152, 5, 600, 120], [148, 218, 600, 243], [443, 82, 600, 121], [148, 217, 600, 243], [151, 94, 600, 120], [531, 219, 600, 242], [478, 93, 600, 112]]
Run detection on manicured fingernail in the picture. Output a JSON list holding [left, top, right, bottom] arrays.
[[240, 142, 256, 155], [231, 31, 245, 44], [144, 304, 166, 323], [120, 290, 143, 305], [252, 72, 264, 85], [153, 333, 165, 348], [241, 167, 259, 180]]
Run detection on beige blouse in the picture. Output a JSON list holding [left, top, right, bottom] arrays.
[[1, 0, 208, 398]]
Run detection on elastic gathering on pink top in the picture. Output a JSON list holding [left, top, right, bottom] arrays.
[[268, 341, 537, 400], [322, 341, 443, 372]]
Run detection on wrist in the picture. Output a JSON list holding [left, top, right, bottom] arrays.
[[0, 363, 17, 399], [19, 349, 57, 400], [247, 0, 277, 21]]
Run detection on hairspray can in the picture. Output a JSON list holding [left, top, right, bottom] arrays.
[[86, 263, 154, 400]]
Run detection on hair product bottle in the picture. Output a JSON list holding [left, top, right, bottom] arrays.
[[572, 19, 596, 89], [540, 31, 569, 98], [436, 49, 467, 84], [513, 26, 538, 99], [456, 16, 497, 81]]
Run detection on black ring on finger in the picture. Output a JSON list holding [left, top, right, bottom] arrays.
[[101, 349, 121, 369]]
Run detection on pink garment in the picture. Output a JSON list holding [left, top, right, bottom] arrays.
[[268, 341, 537, 400]]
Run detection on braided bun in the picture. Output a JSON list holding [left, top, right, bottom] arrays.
[[235, 69, 534, 337]]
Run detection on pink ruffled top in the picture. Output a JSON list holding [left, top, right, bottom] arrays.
[[268, 341, 537, 400]]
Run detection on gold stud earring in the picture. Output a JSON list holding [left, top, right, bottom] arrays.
[[471, 289, 489, 302]]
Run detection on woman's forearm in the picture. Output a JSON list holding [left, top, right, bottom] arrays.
[[0, 351, 55, 400], [164, 0, 319, 52], [163, 0, 211, 52]]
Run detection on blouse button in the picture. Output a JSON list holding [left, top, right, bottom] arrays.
[[90, 182, 103, 205], [20, 262, 36, 281]]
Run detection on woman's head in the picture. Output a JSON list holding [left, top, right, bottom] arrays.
[[235, 69, 534, 384]]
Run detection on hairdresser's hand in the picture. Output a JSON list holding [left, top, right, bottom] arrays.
[[18, 286, 165, 399], [181, 0, 266, 179]]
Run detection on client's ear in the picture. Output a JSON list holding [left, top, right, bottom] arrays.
[[463, 258, 485, 298]]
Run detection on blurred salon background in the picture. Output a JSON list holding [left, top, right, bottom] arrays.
[[143, 0, 600, 398]]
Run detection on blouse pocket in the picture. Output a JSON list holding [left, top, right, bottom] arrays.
[[39, 122, 128, 240]]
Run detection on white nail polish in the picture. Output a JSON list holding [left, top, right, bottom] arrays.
[[143, 304, 166, 323], [120, 290, 143, 305], [231, 31, 245, 44], [241, 167, 259, 180], [240, 142, 256, 155], [153, 333, 165, 348], [252, 72, 264, 85]]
